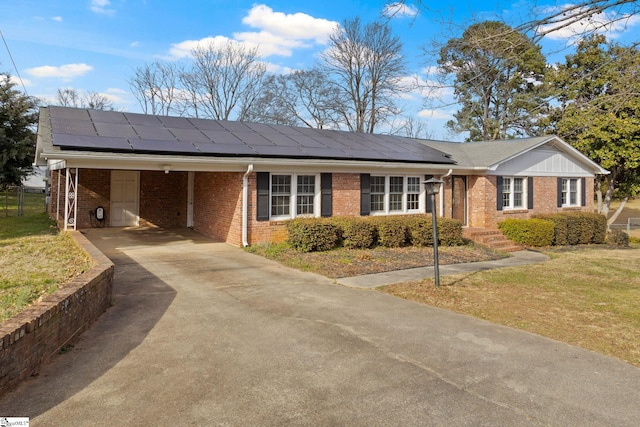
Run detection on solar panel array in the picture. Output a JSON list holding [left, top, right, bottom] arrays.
[[47, 107, 455, 164]]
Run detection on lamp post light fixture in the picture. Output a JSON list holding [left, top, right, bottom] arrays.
[[424, 177, 444, 287]]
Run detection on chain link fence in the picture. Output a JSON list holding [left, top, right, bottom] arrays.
[[2, 186, 46, 217]]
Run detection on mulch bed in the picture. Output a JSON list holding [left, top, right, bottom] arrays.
[[252, 244, 507, 279]]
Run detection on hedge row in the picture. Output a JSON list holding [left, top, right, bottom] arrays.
[[286, 215, 464, 252], [498, 212, 607, 247]]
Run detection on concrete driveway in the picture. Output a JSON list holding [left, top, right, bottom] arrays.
[[1, 228, 639, 426]]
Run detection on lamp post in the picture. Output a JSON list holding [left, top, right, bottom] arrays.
[[424, 177, 444, 287]]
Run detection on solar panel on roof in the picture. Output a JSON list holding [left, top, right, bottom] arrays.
[[130, 139, 198, 153], [194, 142, 256, 155], [189, 117, 226, 131], [124, 113, 162, 126], [45, 107, 457, 164], [170, 128, 210, 143], [158, 115, 193, 129], [201, 130, 242, 145], [52, 134, 132, 150], [89, 110, 129, 124], [94, 122, 139, 139], [133, 125, 176, 141], [51, 118, 96, 136], [232, 132, 273, 146]]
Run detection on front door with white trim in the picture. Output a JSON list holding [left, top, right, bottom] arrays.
[[111, 171, 139, 227]]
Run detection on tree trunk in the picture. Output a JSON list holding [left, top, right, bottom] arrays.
[[607, 196, 628, 225]]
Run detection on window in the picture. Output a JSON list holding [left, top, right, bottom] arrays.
[[370, 176, 386, 213], [296, 175, 315, 215], [270, 174, 319, 219], [562, 178, 579, 206], [271, 175, 291, 217], [370, 175, 423, 214], [502, 177, 526, 210], [389, 176, 403, 212], [406, 177, 421, 211]]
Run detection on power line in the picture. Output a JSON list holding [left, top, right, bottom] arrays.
[[0, 29, 30, 97]]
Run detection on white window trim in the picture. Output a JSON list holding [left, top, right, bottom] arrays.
[[561, 177, 580, 207], [502, 176, 527, 210], [371, 174, 425, 215], [269, 173, 321, 220]]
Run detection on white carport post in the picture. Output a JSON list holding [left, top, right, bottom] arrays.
[[64, 167, 78, 230]]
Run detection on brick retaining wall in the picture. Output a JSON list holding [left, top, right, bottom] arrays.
[[0, 231, 114, 397]]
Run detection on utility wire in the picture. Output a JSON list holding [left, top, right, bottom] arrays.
[[0, 29, 29, 97]]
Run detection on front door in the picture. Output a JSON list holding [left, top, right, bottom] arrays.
[[452, 175, 467, 225], [111, 171, 139, 227]]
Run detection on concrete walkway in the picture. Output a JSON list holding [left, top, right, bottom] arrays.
[[1, 228, 639, 426], [337, 250, 550, 288]]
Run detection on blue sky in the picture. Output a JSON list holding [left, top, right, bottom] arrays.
[[1, 0, 639, 140]]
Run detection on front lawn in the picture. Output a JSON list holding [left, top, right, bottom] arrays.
[[379, 246, 640, 367], [0, 213, 93, 321]]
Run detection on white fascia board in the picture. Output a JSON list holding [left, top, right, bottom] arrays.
[[39, 150, 458, 175]]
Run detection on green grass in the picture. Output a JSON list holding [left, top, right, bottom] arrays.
[[0, 211, 92, 321], [379, 246, 640, 367]]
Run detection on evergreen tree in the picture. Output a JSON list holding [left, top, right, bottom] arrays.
[[0, 72, 38, 188]]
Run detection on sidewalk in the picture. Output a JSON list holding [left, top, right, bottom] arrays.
[[337, 250, 550, 288]]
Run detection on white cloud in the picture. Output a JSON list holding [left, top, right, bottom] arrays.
[[242, 4, 337, 44], [418, 109, 452, 120], [25, 63, 93, 80], [382, 2, 419, 18], [51, 16, 63, 22], [539, 5, 640, 41], [167, 5, 338, 60], [168, 36, 234, 59], [90, 0, 115, 15]]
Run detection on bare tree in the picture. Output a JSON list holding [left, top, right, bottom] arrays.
[[128, 61, 181, 115], [180, 41, 267, 121], [247, 69, 345, 129], [320, 17, 407, 133], [55, 88, 113, 110]]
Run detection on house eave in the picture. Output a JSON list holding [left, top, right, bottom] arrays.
[[39, 149, 458, 174]]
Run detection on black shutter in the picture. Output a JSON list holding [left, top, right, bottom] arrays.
[[321, 173, 332, 217], [256, 172, 270, 221], [425, 174, 433, 213], [528, 177, 534, 210], [581, 177, 587, 206], [360, 174, 370, 216], [496, 176, 503, 211], [557, 178, 563, 208]]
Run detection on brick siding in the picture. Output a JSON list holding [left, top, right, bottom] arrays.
[[193, 171, 244, 246]]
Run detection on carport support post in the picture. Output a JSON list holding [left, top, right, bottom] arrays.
[[64, 167, 78, 231]]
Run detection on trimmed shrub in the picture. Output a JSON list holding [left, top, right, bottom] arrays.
[[498, 218, 554, 247], [535, 213, 607, 245], [337, 217, 377, 249], [438, 217, 465, 246], [406, 216, 464, 247], [606, 229, 629, 247], [407, 216, 433, 247], [286, 218, 339, 252], [371, 217, 408, 248]]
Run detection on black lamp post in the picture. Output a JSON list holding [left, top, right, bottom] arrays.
[[424, 177, 444, 287]]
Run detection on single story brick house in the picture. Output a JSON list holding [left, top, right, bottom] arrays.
[[35, 106, 608, 246]]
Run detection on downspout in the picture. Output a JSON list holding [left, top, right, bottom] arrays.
[[439, 169, 453, 217], [242, 164, 254, 247]]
